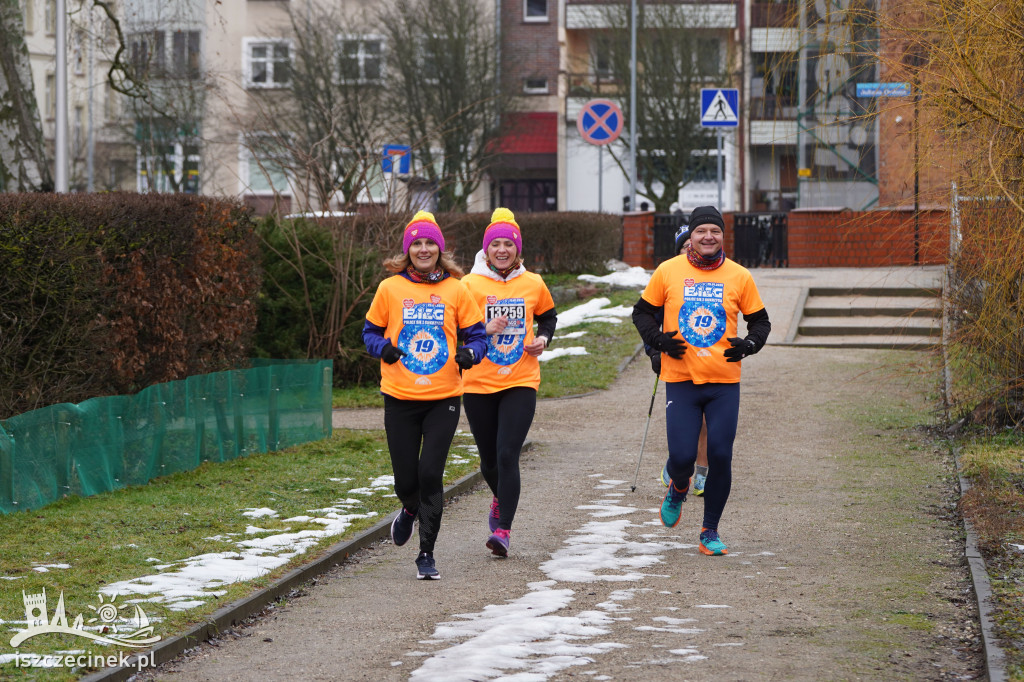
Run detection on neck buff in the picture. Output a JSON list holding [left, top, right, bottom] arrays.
[[405, 265, 447, 283], [487, 258, 522, 279], [686, 244, 725, 270]]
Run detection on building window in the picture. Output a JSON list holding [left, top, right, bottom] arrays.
[[421, 40, 440, 84], [593, 36, 613, 79], [524, 0, 548, 22], [240, 136, 292, 196], [23, 0, 35, 33], [523, 77, 548, 94], [44, 0, 55, 34], [696, 37, 722, 77], [337, 36, 384, 83], [45, 73, 55, 118], [172, 30, 201, 79], [244, 39, 291, 88], [73, 30, 85, 75], [104, 82, 119, 122], [73, 105, 84, 150], [129, 31, 167, 79], [138, 142, 200, 194]]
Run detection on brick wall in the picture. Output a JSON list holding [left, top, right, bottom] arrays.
[[787, 209, 949, 267], [620, 210, 950, 269]]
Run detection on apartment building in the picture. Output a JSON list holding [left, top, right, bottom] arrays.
[[23, 0, 941, 214]]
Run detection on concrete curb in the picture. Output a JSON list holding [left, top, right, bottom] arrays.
[[79, 468, 488, 682], [954, 449, 1008, 682]]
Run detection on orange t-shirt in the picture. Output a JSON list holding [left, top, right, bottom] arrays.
[[365, 275, 483, 400], [641, 256, 765, 384], [461, 271, 555, 393]]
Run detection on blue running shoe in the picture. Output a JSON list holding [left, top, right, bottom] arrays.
[[692, 471, 707, 497], [486, 528, 510, 557], [660, 482, 687, 528], [660, 464, 670, 487], [699, 527, 728, 556], [391, 507, 415, 547], [416, 551, 440, 580], [488, 496, 501, 533]]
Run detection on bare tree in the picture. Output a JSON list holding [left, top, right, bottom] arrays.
[[240, 2, 393, 212], [377, 0, 508, 212], [0, 0, 54, 191], [583, 1, 731, 213]]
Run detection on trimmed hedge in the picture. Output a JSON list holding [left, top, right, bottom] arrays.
[[438, 211, 622, 273], [0, 193, 260, 419]]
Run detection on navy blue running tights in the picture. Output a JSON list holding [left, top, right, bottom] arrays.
[[462, 387, 536, 530], [664, 381, 740, 532], [384, 395, 461, 553]]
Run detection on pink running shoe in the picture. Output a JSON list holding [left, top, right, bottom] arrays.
[[488, 496, 500, 532], [486, 528, 510, 557]]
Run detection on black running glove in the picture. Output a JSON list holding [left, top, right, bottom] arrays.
[[653, 331, 686, 359], [454, 347, 475, 370], [647, 348, 661, 374], [724, 337, 757, 362], [380, 343, 406, 364]]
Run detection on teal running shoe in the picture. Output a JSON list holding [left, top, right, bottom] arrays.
[[660, 482, 687, 527], [699, 528, 728, 556]]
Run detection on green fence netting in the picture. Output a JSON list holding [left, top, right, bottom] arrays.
[[0, 360, 333, 514]]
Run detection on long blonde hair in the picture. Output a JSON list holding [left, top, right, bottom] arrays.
[[383, 250, 465, 278]]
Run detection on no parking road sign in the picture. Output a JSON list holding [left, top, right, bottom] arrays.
[[577, 99, 623, 146], [701, 88, 739, 128]]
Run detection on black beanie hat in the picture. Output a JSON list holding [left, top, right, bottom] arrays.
[[674, 225, 690, 254], [688, 206, 725, 230]]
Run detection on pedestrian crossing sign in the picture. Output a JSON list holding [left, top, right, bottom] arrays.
[[701, 88, 739, 128]]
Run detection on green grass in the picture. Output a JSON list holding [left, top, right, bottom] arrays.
[[0, 430, 479, 681], [333, 284, 643, 408]]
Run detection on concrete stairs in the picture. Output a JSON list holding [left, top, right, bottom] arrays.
[[786, 286, 942, 350]]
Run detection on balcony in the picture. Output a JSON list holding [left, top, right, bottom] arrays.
[[751, 1, 797, 28], [749, 95, 797, 121], [567, 71, 623, 98]]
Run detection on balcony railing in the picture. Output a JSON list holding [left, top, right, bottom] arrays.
[[749, 95, 798, 121], [751, 1, 798, 28], [567, 72, 623, 98]]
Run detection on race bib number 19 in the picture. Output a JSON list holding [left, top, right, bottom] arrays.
[[678, 282, 726, 348], [398, 303, 448, 374]]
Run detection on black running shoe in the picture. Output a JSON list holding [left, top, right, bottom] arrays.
[[391, 507, 415, 546], [415, 552, 440, 580]]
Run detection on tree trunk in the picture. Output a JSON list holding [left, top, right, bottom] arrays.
[[0, 0, 54, 192]]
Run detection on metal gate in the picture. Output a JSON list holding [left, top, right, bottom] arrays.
[[732, 213, 788, 267]]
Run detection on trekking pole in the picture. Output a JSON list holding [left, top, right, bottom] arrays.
[[630, 373, 660, 492]]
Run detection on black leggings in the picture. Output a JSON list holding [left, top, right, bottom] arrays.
[[383, 395, 461, 553], [462, 387, 536, 530]]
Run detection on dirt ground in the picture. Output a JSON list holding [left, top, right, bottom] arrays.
[[136, 346, 984, 681]]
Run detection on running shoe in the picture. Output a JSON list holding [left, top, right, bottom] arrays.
[[486, 528, 510, 557], [488, 496, 501, 533], [660, 464, 670, 487], [660, 481, 688, 528], [391, 507, 415, 547], [692, 471, 707, 497], [415, 551, 440, 580], [698, 527, 728, 556]]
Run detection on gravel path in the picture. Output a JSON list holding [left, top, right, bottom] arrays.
[[140, 346, 983, 681]]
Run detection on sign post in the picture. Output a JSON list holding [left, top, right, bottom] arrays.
[[577, 99, 624, 212], [700, 88, 739, 209]]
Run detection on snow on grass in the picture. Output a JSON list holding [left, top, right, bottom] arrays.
[[538, 347, 588, 362], [99, 501, 378, 612], [240, 508, 278, 519], [555, 298, 633, 330], [577, 266, 651, 289]]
